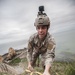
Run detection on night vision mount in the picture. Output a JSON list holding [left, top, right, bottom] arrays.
[[38, 6, 47, 16]]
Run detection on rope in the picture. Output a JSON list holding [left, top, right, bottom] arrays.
[[25, 69, 43, 75]]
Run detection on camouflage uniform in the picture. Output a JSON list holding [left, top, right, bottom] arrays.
[[27, 32, 56, 67]]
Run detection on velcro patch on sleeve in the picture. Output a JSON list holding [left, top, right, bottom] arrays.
[[47, 43, 53, 50]]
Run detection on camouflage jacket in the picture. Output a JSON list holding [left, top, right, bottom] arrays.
[[27, 32, 56, 65]]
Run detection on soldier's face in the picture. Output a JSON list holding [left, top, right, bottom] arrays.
[[36, 25, 48, 39]]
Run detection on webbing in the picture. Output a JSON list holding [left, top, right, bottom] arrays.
[[25, 69, 42, 75]]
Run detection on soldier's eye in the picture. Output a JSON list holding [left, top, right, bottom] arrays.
[[37, 26, 47, 30], [41, 26, 47, 29]]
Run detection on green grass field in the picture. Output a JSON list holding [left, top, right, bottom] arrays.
[[0, 58, 75, 75]]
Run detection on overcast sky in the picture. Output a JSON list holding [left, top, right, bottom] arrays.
[[0, 0, 75, 57]]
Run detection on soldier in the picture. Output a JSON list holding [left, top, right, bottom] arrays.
[[27, 6, 56, 75], [6, 47, 16, 60]]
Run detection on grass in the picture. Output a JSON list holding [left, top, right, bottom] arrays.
[[0, 58, 75, 75], [22, 59, 75, 75], [9, 57, 21, 65], [0, 72, 10, 75], [51, 61, 75, 75]]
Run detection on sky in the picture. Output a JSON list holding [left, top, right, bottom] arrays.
[[0, 0, 75, 60]]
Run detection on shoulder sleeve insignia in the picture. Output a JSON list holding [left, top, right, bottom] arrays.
[[47, 43, 53, 50]]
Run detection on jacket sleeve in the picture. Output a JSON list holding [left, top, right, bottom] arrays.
[[27, 37, 33, 63], [47, 36, 56, 58], [45, 36, 56, 65]]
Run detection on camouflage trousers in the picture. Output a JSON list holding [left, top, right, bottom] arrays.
[[31, 51, 53, 69]]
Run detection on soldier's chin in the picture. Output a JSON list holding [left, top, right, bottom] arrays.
[[39, 35, 44, 39]]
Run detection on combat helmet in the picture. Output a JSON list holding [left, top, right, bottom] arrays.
[[34, 6, 50, 28]]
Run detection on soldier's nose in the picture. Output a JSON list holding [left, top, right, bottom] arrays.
[[39, 28, 42, 32]]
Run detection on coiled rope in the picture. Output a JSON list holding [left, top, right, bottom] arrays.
[[25, 69, 42, 75]]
